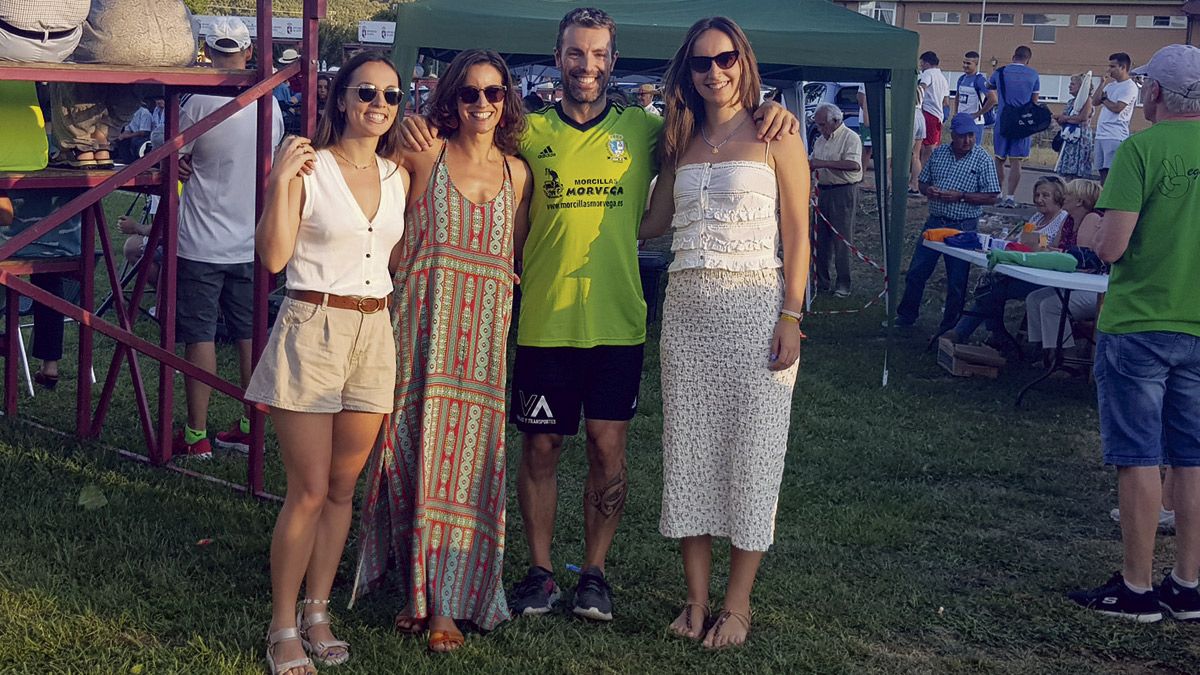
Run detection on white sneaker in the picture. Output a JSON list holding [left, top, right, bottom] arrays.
[[1110, 507, 1176, 533]]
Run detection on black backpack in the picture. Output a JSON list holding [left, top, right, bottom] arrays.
[[996, 67, 1052, 139]]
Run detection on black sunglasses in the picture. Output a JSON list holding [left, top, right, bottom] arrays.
[[343, 84, 402, 106], [457, 85, 508, 104], [688, 50, 739, 74]]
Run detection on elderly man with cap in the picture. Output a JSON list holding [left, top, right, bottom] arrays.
[[1069, 44, 1200, 623], [893, 112, 1000, 332], [636, 83, 661, 115], [809, 102, 862, 297], [170, 16, 285, 459]]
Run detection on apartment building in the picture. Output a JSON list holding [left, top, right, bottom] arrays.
[[836, 0, 1200, 128]]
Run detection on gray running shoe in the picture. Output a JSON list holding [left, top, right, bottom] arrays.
[[509, 566, 561, 616], [572, 566, 613, 621]]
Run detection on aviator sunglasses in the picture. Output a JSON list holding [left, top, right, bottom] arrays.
[[457, 85, 508, 104], [343, 84, 402, 106], [688, 50, 739, 73]]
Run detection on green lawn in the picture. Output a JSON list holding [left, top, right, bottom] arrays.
[[1, 191, 1197, 673]]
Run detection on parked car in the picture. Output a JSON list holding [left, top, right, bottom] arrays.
[[803, 81, 862, 147]]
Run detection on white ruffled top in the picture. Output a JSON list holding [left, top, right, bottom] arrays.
[[669, 160, 781, 273]]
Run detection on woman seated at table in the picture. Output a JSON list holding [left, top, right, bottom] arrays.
[[1024, 179, 1105, 361], [943, 175, 1068, 347]]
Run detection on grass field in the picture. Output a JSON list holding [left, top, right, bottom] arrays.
[[1, 191, 1197, 673]]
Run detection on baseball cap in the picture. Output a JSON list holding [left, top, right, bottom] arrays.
[[206, 17, 252, 54], [278, 48, 300, 65], [1132, 44, 1200, 99], [949, 112, 978, 135]]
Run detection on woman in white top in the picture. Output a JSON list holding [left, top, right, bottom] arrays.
[[248, 51, 408, 675], [639, 17, 810, 650], [947, 175, 1069, 345]]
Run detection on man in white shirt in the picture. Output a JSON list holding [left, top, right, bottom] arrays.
[[1090, 52, 1140, 184], [173, 16, 284, 458], [635, 83, 660, 116], [918, 51, 950, 168], [951, 51, 997, 140], [809, 103, 863, 297]]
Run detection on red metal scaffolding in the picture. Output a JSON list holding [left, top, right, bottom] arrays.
[[0, 0, 324, 499]]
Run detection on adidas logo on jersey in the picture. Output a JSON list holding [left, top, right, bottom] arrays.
[[537, 145, 556, 158]]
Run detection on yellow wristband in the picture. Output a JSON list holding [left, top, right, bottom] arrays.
[[778, 313, 800, 324]]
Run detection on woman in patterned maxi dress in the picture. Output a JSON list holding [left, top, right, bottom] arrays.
[[353, 50, 532, 652]]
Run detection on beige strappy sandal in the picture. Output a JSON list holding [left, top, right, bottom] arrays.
[[265, 626, 315, 675], [298, 598, 350, 666], [702, 609, 752, 650], [668, 602, 711, 641]]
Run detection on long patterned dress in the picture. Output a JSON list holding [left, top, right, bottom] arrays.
[[354, 146, 515, 631]]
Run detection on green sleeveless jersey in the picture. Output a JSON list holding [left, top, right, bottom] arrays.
[[517, 103, 662, 347]]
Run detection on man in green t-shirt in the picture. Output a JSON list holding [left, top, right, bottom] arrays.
[[401, 7, 796, 623], [1069, 45, 1200, 623]]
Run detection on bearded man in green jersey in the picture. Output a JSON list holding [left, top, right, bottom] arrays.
[[401, 6, 798, 623]]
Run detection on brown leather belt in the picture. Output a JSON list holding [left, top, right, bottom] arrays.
[[287, 290, 391, 314]]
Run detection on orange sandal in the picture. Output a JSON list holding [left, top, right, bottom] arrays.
[[427, 626, 465, 653]]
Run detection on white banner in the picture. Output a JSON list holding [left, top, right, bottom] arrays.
[[358, 21, 397, 44], [194, 15, 304, 40]]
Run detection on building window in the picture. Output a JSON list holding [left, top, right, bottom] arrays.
[[918, 11, 960, 24], [1135, 15, 1186, 28], [1078, 14, 1128, 27], [859, 2, 897, 25], [1032, 25, 1056, 43], [1022, 14, 1069, 26], [968, 13, 1015, 26]]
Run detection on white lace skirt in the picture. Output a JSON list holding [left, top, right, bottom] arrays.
[[658, 267, 798, 551]]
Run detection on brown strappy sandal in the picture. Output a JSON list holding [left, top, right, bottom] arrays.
[[394, 613, 428, 635], [668, 602, 711, 640], [702, 609, 751, 650]]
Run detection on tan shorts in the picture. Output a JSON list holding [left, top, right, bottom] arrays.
[[245, 296, 396, 414]]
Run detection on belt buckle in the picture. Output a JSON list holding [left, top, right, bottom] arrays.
[[356, 296, 383, 314]]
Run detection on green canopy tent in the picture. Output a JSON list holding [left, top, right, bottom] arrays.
[[390, 0, 919, 330]]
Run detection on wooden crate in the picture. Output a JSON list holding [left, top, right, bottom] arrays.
[[937, 338, 1003, 378]]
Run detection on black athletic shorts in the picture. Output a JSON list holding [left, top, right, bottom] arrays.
[[509, 344, 644, 436], [175, 258, 254, 344]]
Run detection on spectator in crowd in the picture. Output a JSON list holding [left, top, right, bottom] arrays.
[[1090, 52, 1139, 184], [809, 102, 862, 297], [115, 97, 154, 163], [1069, 44, 1200, 623], [1054, 73, 1096, 179], [894, 113, 1000, 331], [951, 51, 996, 140], [856, 85, 872, 167], [172, 16, 284, 459], [917, 52, 949, 169], [522, 91, 546, 113], [315, 75, 330, 110], [49, 0, 194, 169], [636, 83, 661, 115], [0, 0, 89, 63], [1024, 178, 1103, 359], [275, 48, 302, 134], [907, 82, 927, 195], [943, 176, 1068, 347], [989, 45, 1039, 208], [0, 189, 84, 390]]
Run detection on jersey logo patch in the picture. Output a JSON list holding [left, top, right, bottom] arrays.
[[607, 134, 628, 162], [537, 145, 556, 158], [542, 168, 564, 199]]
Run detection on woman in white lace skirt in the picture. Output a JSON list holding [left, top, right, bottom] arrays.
[[639, 16, 811, 650]]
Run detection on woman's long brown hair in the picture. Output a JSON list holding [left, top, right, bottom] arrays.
[[659, 17, 763, 167], [425, 49, 525, 156], [311, 50, 405, 160]]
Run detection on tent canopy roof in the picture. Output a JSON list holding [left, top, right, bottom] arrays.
[[394, 0, 918, 83]]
